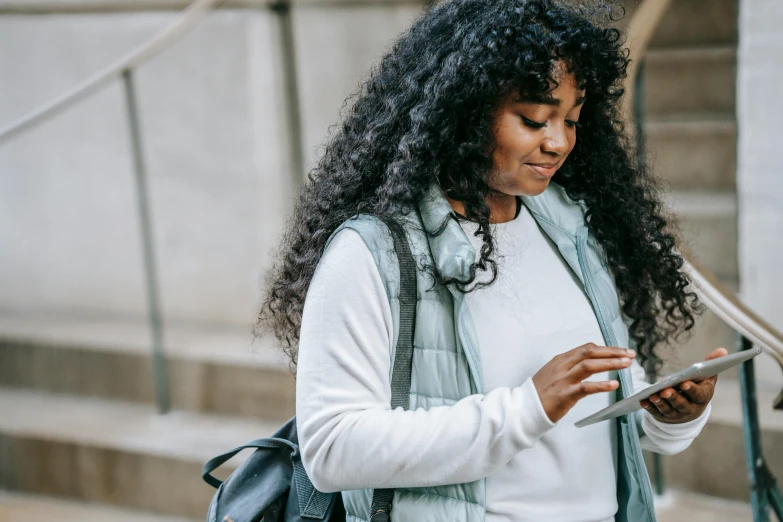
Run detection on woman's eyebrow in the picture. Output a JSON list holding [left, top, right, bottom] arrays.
[[515, 94, 587, 108]]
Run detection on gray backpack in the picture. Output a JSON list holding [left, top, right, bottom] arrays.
[[202, 218, 418, 522]]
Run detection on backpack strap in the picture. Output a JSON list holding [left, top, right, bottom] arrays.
[[369, 218, 418, 522], [201, 437, 298, 488]]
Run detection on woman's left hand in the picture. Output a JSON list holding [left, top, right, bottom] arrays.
[[640, 347, 729, 424]]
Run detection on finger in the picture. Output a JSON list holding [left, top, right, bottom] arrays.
[[568, 343, 636, 367], [678, 380, 707, 404], [649, 394, 675, 416], [705, 347, 729, 360], [680, 379, 714, 404], [569, 357, 633, 380], [571, 379, 620, 399], [640, 400, 662, 419], [660, 388, 691, 413]]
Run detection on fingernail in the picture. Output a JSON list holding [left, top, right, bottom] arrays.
[[627, 349, 636, 357], [620, 358, 630, 365], [651, 397, 660, 403], [662, 391, 670, 398], [681, 384, 691, 391]]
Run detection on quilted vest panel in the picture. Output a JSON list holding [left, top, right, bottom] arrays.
[[323, 212, 485, 522]]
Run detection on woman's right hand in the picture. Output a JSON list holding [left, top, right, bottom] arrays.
[[532, 343, 636, 423]]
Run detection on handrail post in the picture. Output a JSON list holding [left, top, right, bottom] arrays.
[[122, 68, 171, 415], [272, 0, 305, 186], [737, 333, 783, 521]]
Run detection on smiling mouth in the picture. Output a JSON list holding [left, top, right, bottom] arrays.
[[526, 163, 559, 178]]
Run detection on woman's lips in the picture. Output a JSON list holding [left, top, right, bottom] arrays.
[[526, 163, 558, 178]]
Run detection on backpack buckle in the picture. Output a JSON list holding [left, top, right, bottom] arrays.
[[370, 511, 390, 522]]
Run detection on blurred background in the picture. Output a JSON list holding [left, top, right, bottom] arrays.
[[1, 0, 782, 520]]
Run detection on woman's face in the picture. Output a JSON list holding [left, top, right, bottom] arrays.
[[489, 71, 586, 197]]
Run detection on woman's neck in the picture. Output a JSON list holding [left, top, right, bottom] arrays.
[[446, 191, 519, 224]]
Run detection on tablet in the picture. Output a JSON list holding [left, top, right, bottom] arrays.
[[574, 347, 762, 428]]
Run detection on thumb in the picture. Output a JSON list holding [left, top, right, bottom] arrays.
[[706, 347, 729, 360]]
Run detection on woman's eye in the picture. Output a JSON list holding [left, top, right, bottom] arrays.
[[521, 116, 546, 129], [566, 120, 581, 129]]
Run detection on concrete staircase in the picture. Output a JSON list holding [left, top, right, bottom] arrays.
[[0, 318, 763, 521], [0, 315, 294, 520], [643, 0, 783, 505]]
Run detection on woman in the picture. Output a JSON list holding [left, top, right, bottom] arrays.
[[258, 0, 727, 520]]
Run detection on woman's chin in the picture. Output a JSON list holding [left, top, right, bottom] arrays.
[[492, 173, 553, 198], [516, 178, 551, 197]]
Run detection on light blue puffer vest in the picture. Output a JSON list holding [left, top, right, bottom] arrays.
[[323, 181, 657, 522]]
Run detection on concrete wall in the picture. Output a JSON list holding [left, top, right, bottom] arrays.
[[0, 2, 420, 329], [737, 0, 783, 386], [293, 3, 421, 170]]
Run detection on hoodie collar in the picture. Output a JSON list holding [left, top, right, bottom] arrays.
[[417, 181, 588, 281], [416, 182, 476, 281]]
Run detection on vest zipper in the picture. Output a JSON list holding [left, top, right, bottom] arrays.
[[449, 289, 484, 394], [575, 227, 657, 521]]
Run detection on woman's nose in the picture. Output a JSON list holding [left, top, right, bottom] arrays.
[[541, 123, 569, 155]]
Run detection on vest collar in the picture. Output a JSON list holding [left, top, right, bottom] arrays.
[[417, 181, 588, 281]]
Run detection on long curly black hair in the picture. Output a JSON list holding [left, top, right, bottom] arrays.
[[257, 0, 701, 374]]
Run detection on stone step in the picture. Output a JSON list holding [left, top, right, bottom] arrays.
[[0, 388, 277, 519], [665, 190, 738, 281], [0, 468, 755, 522], [0, 490, 198, 522], [0, 316, 295, 421], [662, 377, 783, 503], [648, 0, 738, 49], [644, 46, 736, 118], [645, 115, 736, 191]]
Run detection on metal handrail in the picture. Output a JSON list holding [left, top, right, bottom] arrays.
[[0, 0, 313, 417], [0, 0, 225, 414], [0, 0, 222, 145], [685, 259, 783, 368]]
